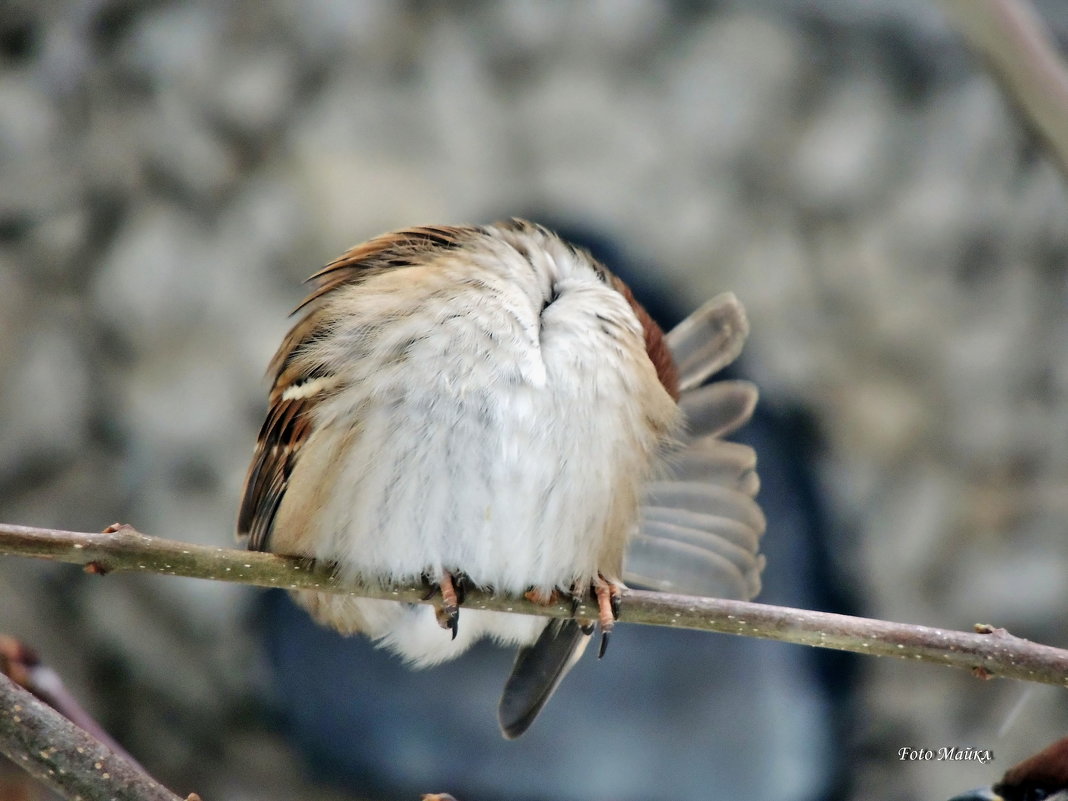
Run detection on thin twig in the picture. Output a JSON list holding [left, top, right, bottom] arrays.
[[0, 669, 190, 801], [1, 522, 1067, 687], [942, 0, 1068, 179], [1, 635, 146, 769]]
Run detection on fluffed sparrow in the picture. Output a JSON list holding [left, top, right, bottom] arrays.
[[237, 219, 764, 738]]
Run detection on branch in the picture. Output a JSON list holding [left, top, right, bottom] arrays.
[[1, 635, 145, 769], [942, 0, 1068, 179], [2, 523, 1067, 688], [0, 668, 193, 801]]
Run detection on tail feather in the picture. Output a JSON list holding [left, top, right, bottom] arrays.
[[679, 380, 758, 440], [498, 619, 590, 739], [640, 507, 763, 556], [625, 296, 766, 603], [670, 438, 759, 492], [665, 293, 749, 392], [626, 533, 763, 600]]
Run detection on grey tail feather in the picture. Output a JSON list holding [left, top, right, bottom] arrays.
[[498, 618, 590, 739]]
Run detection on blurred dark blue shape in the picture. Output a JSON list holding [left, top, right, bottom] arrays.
[[253, 219, 857, 801]]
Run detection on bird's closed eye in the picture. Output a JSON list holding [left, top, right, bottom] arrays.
[[541, 283, 561, 314]]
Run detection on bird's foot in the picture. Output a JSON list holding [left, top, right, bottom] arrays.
[[523, 587, 561, 605], [592, 574, 623, 659], [520, 578, 620, 655], [525, 585, 597, 634], [424, 571, 465, 640]]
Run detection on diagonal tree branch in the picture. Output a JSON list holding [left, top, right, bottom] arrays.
[[942, 0, 1068, 179], [0, 667, 193, 801], [1, 634, 147, 772], [1, 522, 1067, 688]]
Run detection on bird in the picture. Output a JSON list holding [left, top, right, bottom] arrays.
[[237, 218, 765, 738], [947, 736, 1068, 801]]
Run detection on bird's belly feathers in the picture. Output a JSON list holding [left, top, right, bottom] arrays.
[[275, 276, 680, 665]]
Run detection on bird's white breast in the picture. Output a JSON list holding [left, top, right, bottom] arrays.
[[280, 233, 680, 665]]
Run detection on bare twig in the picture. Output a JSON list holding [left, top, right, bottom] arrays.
[[1, 522, 1067, 687], [942, 0, 1068, 179], [0, 669, 190, 801], [1, 635, 145, 769]]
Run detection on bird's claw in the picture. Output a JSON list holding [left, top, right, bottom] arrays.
[[598, 629, 611, 658], [433, 571, 462, 640], [592, 574, 623, 659], [522, 577, 621, 656]]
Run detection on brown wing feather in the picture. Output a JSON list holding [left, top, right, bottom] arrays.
[[295, 226, 469, 313], [238, 395, 312, 550], [237, 225, 476, 552]]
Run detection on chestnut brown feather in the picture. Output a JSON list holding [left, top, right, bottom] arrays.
[[610, 275, 680, 401]]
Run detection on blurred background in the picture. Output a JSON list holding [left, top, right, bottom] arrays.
[[3, 1, 1068, 800]]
